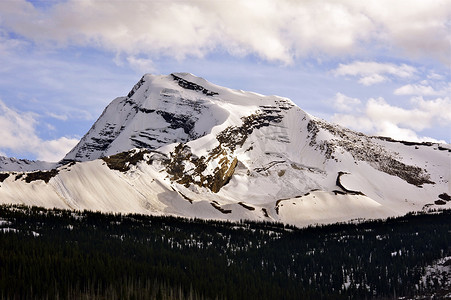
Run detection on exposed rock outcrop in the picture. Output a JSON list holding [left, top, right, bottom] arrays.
[[308, 119, 434, 187]]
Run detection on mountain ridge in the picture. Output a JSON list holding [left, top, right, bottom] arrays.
[[0, 73, 449, 226]]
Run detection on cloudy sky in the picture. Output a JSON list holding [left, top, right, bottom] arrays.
[[0, 0, 450, 162]]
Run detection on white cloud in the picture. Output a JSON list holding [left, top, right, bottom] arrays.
[[333, 93, 361, 112], [0, 0, 449, 64], [394, 84, 438, 96], [334, 62, 416, 78], [46, 123, 56, 131], [47, 112, 68, 121], [375, 122, 443, 143], [0, 99, 79, 162], [333, 61, 417, 85], [358, 74, 386, 86], [351, 0, 451, 64], [366, 97, 451, 131], [427, 72, 444, 80], [0, 33, 137, 122], [331, 114, 375, 133], [412, 96, 451, 124], [0, 29, 28, 56], [126, 56, 156, 74], [394, 82, 451, 96], [0, 99, 39, 149], [331, 93, 450, 143], [37, 137, 80, 162]]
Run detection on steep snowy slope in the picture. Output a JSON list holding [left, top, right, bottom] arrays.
[[0, 73, 450, 226]]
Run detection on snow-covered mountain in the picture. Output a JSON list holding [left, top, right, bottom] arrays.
[[0, 156, 56, 172], [0, 73, 450, 226]]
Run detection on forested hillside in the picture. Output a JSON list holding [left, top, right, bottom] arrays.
[[0, 205, 450, 299]]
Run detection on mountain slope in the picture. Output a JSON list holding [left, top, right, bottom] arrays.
[[0, 156, 56, 172], [0, 73, 450, 226]]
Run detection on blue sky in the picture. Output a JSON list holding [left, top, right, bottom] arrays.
[[0, 0, 450, 162]]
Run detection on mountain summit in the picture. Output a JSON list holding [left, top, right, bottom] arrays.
[[64, 73, 229, 162], [0, 73, 450, 226]]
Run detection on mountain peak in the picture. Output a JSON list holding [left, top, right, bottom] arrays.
[[1, 73, 448, 226], [62, 73, 298, 162]]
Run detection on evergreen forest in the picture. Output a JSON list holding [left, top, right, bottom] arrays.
[[0, 204, 450, 299]]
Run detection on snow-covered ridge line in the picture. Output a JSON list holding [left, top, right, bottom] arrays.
[[0, 156, 56, 172]]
